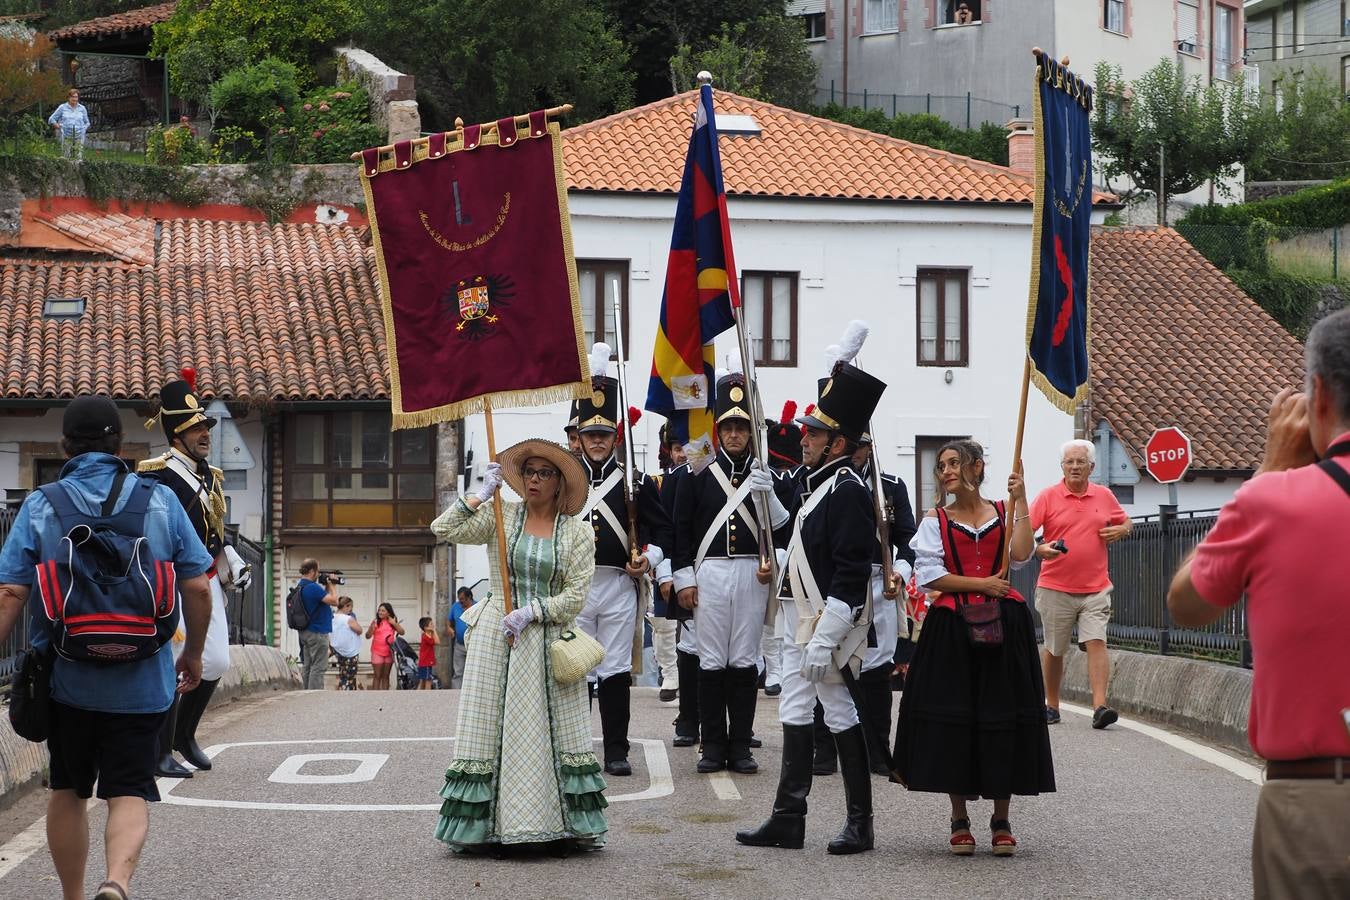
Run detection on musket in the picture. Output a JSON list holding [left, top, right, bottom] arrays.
[[730, 305, 778, 587], [610, 278, 642, 566], [866, 436, 898, 595]]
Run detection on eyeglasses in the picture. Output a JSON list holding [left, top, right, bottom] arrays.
[[523, 467, 558, 481]]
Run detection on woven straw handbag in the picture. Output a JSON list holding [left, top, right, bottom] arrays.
[[550, 627, 604, 684]]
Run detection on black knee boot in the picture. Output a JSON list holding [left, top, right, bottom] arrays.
[[827, 724, 875, 855], [597, 673, 632, 775], [812, 702, 837, 775], [155, 696, 192, 778], [726, 666, 760, 774], [174, 677, 219, 770], [859, 666, 894, 776], [673, 650, 701, 746], [735, 723, 813, 849], [697, 667, 728, 773]]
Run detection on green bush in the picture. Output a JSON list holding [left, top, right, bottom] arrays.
[[813, 103, 1009, 166], [147, 123, 209, 166], [288, 82, 383, 163], [1226, 268, 1333, 339], [1178, 176, 1350, 232], [210, 57, 301, 157]]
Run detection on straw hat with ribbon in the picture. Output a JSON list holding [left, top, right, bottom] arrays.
[[496, 438, 589, 516]]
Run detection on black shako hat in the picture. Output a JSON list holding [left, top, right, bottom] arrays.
[[565, 398, 580, 433], [576, 376, 619, 434], [796, 364, 886, 442], [151, 367, 216, 439], [765, 400, 802, 469], [714, 372, 752, 426], [63, 395, 123, 440]]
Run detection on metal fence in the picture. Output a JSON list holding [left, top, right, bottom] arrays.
[[813, 84, 1022, 128], [1010, 507, 1251, 666], [225, 526, 269, 646]]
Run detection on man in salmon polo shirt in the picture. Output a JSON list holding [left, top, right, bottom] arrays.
[[1168, 307, 1350, 900], [1028, 439, 1131, 729]]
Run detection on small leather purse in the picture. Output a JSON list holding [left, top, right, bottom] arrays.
[[958, 598, 1003, 647], [9, 646, 55, 743], [550, 627, 604, 684]]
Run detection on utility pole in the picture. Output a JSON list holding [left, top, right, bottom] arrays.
[[1158, 144, 1167, 226]]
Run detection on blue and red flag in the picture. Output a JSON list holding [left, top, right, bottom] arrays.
[[1025, 51, 1093, 413], [645, 84, 739, 469]]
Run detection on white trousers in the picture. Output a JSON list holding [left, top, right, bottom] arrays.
[[863, 568, 905, 674], [202, 574, 231, 681], [777, 599, 859, 732], [578, 567, 637, 681], [693, 557, 767, 670], [649, 613, 679, 689], [677, 619, 698, 654], [760, 623, 782, 686]]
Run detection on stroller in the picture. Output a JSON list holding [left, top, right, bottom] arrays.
[[393, 635, 441, 690]]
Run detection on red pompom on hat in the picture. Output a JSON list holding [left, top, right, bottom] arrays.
[[180, 366, 197, 391]]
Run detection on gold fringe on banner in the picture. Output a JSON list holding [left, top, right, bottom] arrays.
[[390, 382, 590, 431]]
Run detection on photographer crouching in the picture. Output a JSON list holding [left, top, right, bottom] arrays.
[[296, 559, 341, 689]]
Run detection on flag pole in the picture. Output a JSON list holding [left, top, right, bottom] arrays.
[[483, 397, 514, 616]]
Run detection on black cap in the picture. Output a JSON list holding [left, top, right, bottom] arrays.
[[575, 376, 619, 434], [714, 372, 752, 425], [63, 395, 122, 440], [796, 364, 886, 442]]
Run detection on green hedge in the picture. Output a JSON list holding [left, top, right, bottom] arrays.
[[813, 103, 1009, 167], [1178, 176, 1350, 231], [1226, 268, 1333, 339]]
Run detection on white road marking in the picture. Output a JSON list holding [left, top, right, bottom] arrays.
[[0, 807, 60, 881], [1061, 702, 1263, 785], [158, 736, 675, 811], [269, 753, 389, 785], [706, 771, 741, 801]]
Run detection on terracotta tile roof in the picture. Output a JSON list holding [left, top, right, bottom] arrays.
[[562, 90, 1042, 203], [1089, 226, 1305, 473], [35, 210, 155, 265], [48, 2, 175, 42], [0, 219, 387, 403]]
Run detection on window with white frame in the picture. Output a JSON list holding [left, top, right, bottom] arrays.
[[1343, 55, 1350, 99], [577, 259, 629, 356], [740, 271, 798, 366], [864, 0, 898, 33], [1177, 0, 1199, 54], [1214, 4, 1236, 76], [1104, 0, 1126, 34], [916, 268, 968, 366], [1294, 1, 1305, 53]]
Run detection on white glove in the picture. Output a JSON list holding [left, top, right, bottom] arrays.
[[749, 461, 790, 529], [501, 604, 535, 639], [801, 597, 857, 683], [234, 565, 253, 593], [223, 545, 252, 591], [475, 462, 504, 503]]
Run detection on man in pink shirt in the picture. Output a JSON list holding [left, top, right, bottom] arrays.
[[1029, 440, 1131, 729], [1169, 307, 1350, 899]]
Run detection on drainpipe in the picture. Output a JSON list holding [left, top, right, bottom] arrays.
[[262, 412, 275, 646], [841, 0, 850, 103]]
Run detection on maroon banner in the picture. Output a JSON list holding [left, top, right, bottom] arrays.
[[360, 117, 587, 427]]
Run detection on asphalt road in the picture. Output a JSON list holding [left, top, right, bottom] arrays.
[[0, 686, 1260, 899]]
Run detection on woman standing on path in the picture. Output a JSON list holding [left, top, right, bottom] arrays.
[[431, 438, 605, 853], [366, 603, 404, 690], [891, 439, 1055, 857]]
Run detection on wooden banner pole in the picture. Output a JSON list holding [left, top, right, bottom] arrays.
[[483, 397, 514, 617], [999, 355, 1032, 579]]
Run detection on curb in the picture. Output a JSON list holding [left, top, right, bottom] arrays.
[[1058, 647, 1252, 752], [0, 645, 299, 806]]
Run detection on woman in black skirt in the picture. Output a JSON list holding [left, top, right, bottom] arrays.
[[891, 439, 1055, 856]]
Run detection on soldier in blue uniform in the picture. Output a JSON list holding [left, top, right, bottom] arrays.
[[736, 363, 885, 855], [654, 426, 700, 746], [573, 362, 675, 776], [672, 372, 790, 775]]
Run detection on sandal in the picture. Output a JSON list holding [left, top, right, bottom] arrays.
[[95, 881, 129, 900], [990, 817, 1017, 857], [949, 817, 975, 856]]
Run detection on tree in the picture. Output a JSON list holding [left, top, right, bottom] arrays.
[[210, 57, 300, 163], [668, 16, 817, 108], [356, 0, 634, 130], [0, 31, 64, 145], [1092, 59, 1265, 224], [163, 34, 249, 134], [1248, 73, 1350, 182]]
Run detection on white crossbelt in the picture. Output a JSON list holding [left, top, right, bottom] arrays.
[[694, 463, 759, 570], [579, 469, 629, 551]]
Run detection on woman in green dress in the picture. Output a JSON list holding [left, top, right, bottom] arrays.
[[431, 438, 605, 852]]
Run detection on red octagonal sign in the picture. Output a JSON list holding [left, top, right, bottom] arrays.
[[1145, 427, 1193, 484]]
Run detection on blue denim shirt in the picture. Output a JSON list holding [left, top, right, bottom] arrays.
[[0, 453, 214, 713]]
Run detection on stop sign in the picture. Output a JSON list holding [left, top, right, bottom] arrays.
[[1144, 427, 1193, 484]]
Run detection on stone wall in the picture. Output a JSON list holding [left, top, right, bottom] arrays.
[[334, 47, 420, 143]]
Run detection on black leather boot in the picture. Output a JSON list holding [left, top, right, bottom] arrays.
[[155, 696, 192, 779], [812, 702, 837, 775], [697, 667, 728, 773], [598, 673, 632, 776], [174, 677, 219, 771], [859, 666, 894, 776], [726, 666, 759, 774], [735, 723, 813, 849], [673, 650, 700, 746], [827, 724, 875, 855]]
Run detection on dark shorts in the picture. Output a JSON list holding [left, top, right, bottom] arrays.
[[417, 666, 434, 681], [48, 700, 167, 801]]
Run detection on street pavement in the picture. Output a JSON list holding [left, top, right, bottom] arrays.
[[0, 686, 1259, 899]]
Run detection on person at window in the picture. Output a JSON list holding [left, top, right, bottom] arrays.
[[448, 586, 474, 689], [48, 89, 89, 160], [365, 602, 405, 690], [431, 438, 606, 852], [955, 2, 974, 24], [891, 440, 1055, 857]]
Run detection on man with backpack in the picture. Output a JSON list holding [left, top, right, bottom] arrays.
[[0, 395, 214, 900], [293, 558, 339, 689]]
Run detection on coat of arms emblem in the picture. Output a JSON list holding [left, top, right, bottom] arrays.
[[444, 274, 515, 340]]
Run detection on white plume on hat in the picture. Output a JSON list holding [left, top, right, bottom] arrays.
[[589, 343, 611, 379], [715, 367, 729, 382], [837, 320, 869, 366]]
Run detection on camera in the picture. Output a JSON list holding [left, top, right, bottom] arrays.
[[320, 570, 347, 587], [1052, 540, 1069, 555]]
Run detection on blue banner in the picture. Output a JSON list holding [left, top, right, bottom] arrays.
[[1026, 52, 1093, 413]]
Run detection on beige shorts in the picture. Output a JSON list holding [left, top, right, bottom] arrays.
[[1035, 587, 1111, 657]]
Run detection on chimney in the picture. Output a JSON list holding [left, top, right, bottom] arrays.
[[1006, 118, 1034, 176]]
